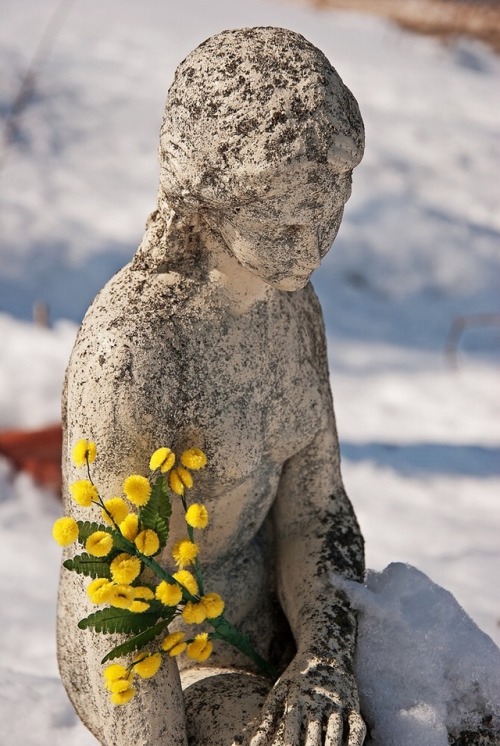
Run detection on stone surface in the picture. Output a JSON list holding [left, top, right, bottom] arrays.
[[58, 27, 366, 745]]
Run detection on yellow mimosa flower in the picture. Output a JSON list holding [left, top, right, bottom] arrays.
[[185, 503, 209, 529], [135, 529, 160, 557], [172, 570, 198, 596], [172, 538, 198, 568], [119, 512, 139, 541], [155, 581, 182, 607], [52, 516, 78, 546], [180, 448, 207, 470], [102, 497, 128, 526], [110, 687, 135, 705], [182, 601, 207, 625], [69, 479, 98, 507], [149, 447, 175, 473], [71, 439, 96, 467], [103, 663, 129, 685], [133, 652, 162, 679], [107, 584, 135, 609], [169, 467, 193, 495], [110, 553, 141, 584], [129, 600, 150, 613], [161, 631, 186, 657], [187, 632, 213, 662], [87, 577, 113, 604], [201, 592, 225, 619], [123, 475, 151, 506], [132, 586, 154, 601], [108, 678, 133, 694], [86, 531, 113, 557]]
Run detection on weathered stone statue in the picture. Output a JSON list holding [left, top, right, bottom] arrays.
[[58, 27, 366, 745]]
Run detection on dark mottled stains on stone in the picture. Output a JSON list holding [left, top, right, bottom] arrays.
[[449, 715, 500, 745], [236, 118, 259, 137], [317, 500, 365, 581]]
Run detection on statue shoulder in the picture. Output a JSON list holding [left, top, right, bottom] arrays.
[[75, 264, 210, 345]]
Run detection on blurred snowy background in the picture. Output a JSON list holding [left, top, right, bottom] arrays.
[[0, 0, 499, 743]]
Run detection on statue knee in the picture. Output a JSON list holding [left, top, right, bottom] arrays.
[[182, 669, 270, 745]]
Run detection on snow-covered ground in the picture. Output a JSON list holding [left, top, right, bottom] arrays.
[[0, 0, 499, 743]]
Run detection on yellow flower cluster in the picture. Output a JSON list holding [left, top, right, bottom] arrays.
[[119, 513, 139, 541], [162, 631, 187, 657], [168, 466, 193, 496], [110, 553, 142, 584], [87, 577, 154, 612], [181, 448, 207, 470], [103, 652, 163, 705], [135, 529, 160, 556], [56, 439, 232, 706], [173, 570, 198, 596], [181, 592, 224, 624], [155, 580, 182, 607], [103, 628, 214, 705], [85, 530, 112, 557], [103, 663, 135, 705]]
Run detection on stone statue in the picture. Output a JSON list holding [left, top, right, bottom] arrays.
[[58, 27, 366, 745]]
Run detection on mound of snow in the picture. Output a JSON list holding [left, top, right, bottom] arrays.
[[338, 563, 500, 745]]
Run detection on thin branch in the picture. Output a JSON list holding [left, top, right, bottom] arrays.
[[0, 0, 77, 173], [445, 312, 500, 368]]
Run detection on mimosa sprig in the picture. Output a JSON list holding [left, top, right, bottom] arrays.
[[53, 439, 276, 705]]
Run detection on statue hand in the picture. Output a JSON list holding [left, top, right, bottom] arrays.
[[249, 654, 366, 746]]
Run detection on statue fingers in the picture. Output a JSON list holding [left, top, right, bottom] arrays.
[[304, 717, 323, 746], [325, 711, 344, 745], [249, 685, 286, 746], [347, 711, 366, 745], [282, 704, 302, 745]]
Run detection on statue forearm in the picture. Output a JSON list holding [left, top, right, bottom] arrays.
[[273, 430, 364, 659]]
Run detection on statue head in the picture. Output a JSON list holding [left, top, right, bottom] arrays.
[[138, 27, 364, 289], [160, 26, 364, 208]]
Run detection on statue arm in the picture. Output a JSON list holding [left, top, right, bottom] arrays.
[[58, 329, 188, 746], [251, 421, 366, 745]]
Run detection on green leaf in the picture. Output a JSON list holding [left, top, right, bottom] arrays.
[[63, 553, 111, 579], [210, 616, 278, 680], [101, 616, 175, 664], [139, 475, 171, 550], [110, 529, 134, 552], [151, 516, 169, 549], [77, 520, 109, 544], [78, 606, 161, 635]]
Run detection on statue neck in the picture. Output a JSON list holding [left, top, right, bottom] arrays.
[[201, 224, 273, 312]]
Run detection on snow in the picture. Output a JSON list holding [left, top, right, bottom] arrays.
[[338, 563, 500, 745], [0, 0, 499, 743]]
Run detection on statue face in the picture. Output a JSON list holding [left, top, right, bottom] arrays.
[[211, 165, 352, 292]]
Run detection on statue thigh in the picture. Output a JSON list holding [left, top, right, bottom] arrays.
[[181, 667, 271, 745]]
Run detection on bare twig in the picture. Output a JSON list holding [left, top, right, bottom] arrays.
[[0, 0, 76, 173], [445, 313, 500, 367]]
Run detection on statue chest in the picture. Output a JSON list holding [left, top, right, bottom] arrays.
[[181, 299, 331, 476]]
